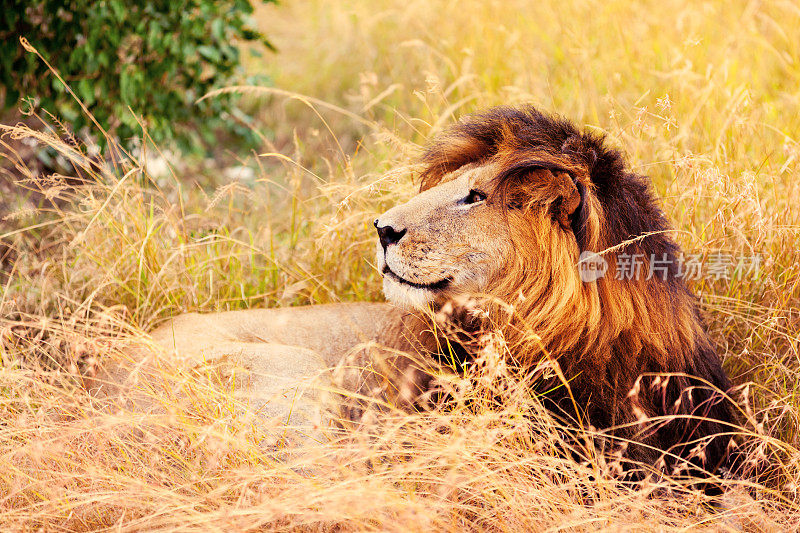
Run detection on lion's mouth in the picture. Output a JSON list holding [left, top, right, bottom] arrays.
[[382, 266, 451, 291]]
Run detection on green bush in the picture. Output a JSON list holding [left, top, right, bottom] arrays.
[[0, 0, 274, 153]]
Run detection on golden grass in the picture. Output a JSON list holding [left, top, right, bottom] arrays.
[[1, 0, 799, 529]]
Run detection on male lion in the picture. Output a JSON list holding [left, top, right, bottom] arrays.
[[100, 106, 737, 485]]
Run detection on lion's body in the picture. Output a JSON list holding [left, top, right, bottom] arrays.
[[94, 303, 414, 438], [99, 105, 737, 483], [147, 302, 402, 367]]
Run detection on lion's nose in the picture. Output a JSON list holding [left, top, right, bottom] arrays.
[[375, 221, 406, 250]]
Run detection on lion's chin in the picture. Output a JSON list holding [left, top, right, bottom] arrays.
[[382, 277, 439, 309]]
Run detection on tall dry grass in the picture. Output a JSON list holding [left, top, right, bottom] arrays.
[[1, 0, 799, 530]]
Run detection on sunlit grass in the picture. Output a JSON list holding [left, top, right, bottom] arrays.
[[1, 0, 799, 529]]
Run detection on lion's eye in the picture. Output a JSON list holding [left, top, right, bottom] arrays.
[[463, 189, 487, 205]]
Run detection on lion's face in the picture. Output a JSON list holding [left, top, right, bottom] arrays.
[[375, 162, 516, 309]]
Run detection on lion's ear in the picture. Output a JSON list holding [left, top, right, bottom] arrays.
[[553, 172, 589, 250]]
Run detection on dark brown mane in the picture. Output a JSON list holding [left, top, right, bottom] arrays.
[[420, 106, 680, 263], [420, 106, 739, 490]]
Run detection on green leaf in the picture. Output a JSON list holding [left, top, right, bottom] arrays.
[[120, 70, 134, 103], [197, 45, 221, 63], [77, 78, 95, 105], [211, 18, 225, 40]]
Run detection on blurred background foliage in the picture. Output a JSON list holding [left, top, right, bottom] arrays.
[[0, 0, 274, 154]]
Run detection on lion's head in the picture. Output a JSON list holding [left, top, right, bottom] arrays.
[[374, 106, 688, 358], [374, 143, 596, 311], [375, 106, 738, 484]]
